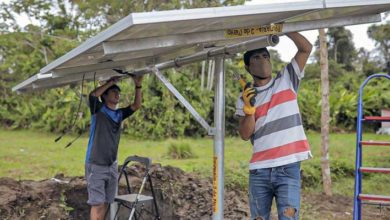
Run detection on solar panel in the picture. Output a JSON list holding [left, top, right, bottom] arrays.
[[13, 0, 390, 92]]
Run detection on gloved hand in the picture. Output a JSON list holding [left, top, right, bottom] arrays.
[[242, 82, 257, 115]]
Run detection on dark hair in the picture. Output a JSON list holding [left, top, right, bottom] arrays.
[[101, 84, 121, 103], [243, 47, 270, 66]]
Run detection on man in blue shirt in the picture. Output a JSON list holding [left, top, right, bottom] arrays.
[[85, 75, 143, 220]]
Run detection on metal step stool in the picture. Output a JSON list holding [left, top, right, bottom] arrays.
[[114, 155, 160, 220]]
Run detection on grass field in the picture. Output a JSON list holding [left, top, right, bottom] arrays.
[[0, 129, 389, 196]]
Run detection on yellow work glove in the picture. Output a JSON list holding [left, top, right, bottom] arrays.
[[242, 82, 257, 115]]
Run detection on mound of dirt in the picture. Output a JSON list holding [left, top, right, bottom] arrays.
[[0, 164, 389, 220], [0, 164, 249, 220], [0, 176, 69, 219]]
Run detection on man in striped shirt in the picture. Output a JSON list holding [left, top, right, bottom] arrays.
[[235, 32, 313, 220]]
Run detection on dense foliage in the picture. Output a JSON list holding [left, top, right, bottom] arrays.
[[301, 64, 390, 131]]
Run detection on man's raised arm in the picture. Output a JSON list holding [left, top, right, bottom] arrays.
[[90, 77, 120, 97], [286, 32, 313, 71]]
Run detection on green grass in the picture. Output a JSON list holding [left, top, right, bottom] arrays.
[[306, 132, 390, 195], [0, 129, 252, 181], [0, 129, 389, 196]]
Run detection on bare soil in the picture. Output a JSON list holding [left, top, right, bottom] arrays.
[[0, 164, 389, 220]]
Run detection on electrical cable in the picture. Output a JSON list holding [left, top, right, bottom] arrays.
[[64, 72, 97, 148], [54, 74, 85, 143]]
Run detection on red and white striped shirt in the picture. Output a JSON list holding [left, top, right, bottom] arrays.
[[235, 58, 312, 170]]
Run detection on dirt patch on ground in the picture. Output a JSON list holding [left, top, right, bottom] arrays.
[[0, 176, 68, 219], [0, 164, 389, 219], [300, 192, 390, 220]]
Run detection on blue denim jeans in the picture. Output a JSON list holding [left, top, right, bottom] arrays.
[[249, 162, 301, 220]]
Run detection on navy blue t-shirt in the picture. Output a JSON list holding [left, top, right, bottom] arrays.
[[86, 95, 134, 166]]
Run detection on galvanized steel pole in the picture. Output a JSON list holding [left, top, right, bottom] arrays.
[[212, 56, 225, 220]]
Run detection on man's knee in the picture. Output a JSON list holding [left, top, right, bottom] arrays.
[[92, 203, 106, 210], [283, 206, 297, 218], [91, 204, 108, 220]]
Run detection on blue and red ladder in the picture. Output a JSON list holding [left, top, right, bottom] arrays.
[[353, 74, 390, 220]]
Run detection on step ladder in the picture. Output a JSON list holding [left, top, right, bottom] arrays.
[[353, 74, 390, 220], [114, 155, 161, 220]]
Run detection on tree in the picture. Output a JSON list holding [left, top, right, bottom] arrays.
[[356, 47, 382, 76], [73, 0, 244, 30], [367, 24, 390, 65], [327, 27, 357, 71], [319, 28, 332, 196], [0, 0, 86, 131]]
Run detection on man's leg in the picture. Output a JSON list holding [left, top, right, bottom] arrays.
[[274, 162, 301, 220], [249, 168, 274, 220], [86, 163, 110, 220], [106, 162, 119, 219], [91, 203, 108, 220]]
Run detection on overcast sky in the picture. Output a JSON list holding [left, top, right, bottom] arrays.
[[271, 24, 381, 62]]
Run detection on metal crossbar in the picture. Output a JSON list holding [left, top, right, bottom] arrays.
[[360, 141, 390, 146]]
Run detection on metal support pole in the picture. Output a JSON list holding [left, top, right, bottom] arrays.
[[212, 56, 225, 220], [151, 67, 214, 135], [201, 60, 205, 90]]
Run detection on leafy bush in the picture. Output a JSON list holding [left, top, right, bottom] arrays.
[[165, 143, 197, 159], [301, 163, 322, 188], [298, 79, 322, 130], [304, 60, 349, 82], [301, 159, 354, 189]]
